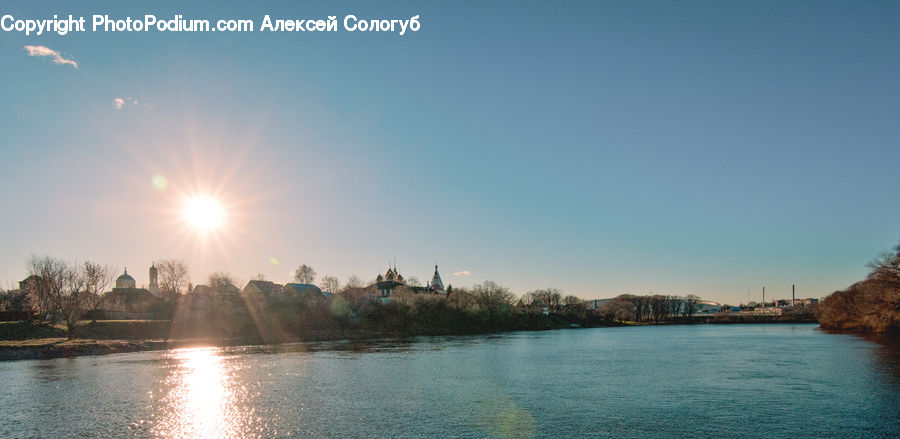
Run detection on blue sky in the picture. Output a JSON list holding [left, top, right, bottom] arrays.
[[1, 1, 899, 304]]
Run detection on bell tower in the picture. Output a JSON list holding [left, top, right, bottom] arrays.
[[149, 263, 159, 296]]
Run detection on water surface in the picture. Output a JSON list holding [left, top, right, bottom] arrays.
[[1, 324, 898, 438]]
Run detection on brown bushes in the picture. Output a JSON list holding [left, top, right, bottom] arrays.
[[817, 241, 900, 333]]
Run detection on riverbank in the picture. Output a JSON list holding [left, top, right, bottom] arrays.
[[0, 315, 822, 361], [0, 316, 594, 360], [0, 338, 166, 361]]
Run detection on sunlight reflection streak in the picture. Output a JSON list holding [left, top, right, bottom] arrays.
[[152, 347, 252, 438]]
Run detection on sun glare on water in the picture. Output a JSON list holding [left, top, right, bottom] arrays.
[[148, 347, 258, 437], [182, 195, 225, 233]]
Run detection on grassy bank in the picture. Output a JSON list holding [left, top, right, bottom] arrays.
[[0, 316, 573, 360], [0, 338, 161, 361], [0, 321, 169, 360], [0, 313, 822, 361]]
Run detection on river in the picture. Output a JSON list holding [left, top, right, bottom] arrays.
[[1, 324, 898, 438]]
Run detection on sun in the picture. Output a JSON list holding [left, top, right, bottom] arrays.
[[182, 195, 225, 232]]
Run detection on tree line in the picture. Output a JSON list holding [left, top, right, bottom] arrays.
[[1, 256, 585, 339], [1, 255, 732, 340], [591, 294, 704, 323]]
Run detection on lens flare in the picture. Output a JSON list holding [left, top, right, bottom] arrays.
[[152, 174, 169, 191]]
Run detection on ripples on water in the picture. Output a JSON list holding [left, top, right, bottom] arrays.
[[0, 324, 898, 438]]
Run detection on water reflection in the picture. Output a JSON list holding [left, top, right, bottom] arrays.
[[857, 332, 900, 381], [151, 347, 255, 438], [471, 385, 536, 439]]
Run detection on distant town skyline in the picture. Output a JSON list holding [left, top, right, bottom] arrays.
[[2, 1, 900, 305]]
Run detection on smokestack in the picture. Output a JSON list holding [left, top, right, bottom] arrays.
[[792, 284, 795, 307], [762, 286, 765, 308]]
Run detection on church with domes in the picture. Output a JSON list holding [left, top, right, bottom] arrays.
[[372, 264, 447, 303], [104, 265, 161, 315], [114, 268, 136, 289], [111, 265, 159, 295], [375, 266, 406, 300]]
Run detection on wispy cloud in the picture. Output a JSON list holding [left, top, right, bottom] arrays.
[[113, 96, 151, 110], [23, 45, 78, 68], [453, 270, 471, 276]]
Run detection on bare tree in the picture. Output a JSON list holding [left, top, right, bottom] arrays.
[[447, 287, 474, 309], [0, 289, 29, 313], [649, 295, 671, 322], [867, 242, 900, 281], [405, 276, 422, 287], [627, 295, 652, 322], [600, 297, 635, 323], [683, 294, 701, 318], [156, 259, 190, 299], [472, 281, 516, 316], [293, 264, 316, 284], [550, 289, 562, 312], [208, 272, 238, 295], [25, 256, 92, 338], [25, 255, 67, 322], [252, 273, 267, 281], [345, 275, 364, 289], [60, 265, 88, 338], [339, 286, 375, 311], [81, 261, 116, 318], [563, 295, 586, 317], [668, 295, 684, 318], [319, 275, 340, 293], [531, 288, 562, 313], [519, 291, 538, 312]]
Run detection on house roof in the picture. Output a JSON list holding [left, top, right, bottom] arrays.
[[192, 285, 213, 295], [244, 280, 283, 295], [283, 283, 325, 296]]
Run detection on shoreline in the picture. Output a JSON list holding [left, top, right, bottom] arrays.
[[0, 339, 167, 361], [0, 318, 823, 362]]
